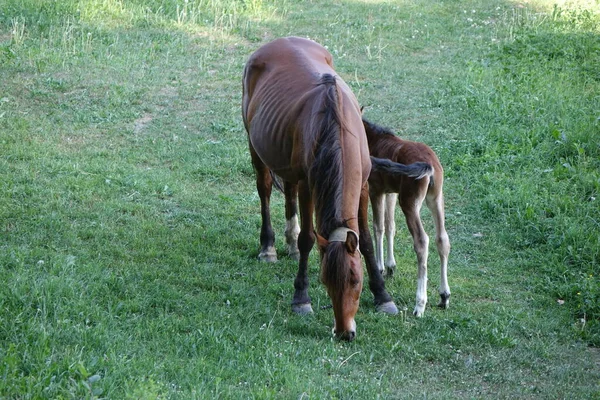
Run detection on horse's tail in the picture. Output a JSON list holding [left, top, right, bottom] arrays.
[[370, 156, 434, 180]]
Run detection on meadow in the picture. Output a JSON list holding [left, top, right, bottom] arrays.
[[1, 0, 599, 398]]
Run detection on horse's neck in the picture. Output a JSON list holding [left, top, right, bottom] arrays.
[[363, 122, 386, 147]]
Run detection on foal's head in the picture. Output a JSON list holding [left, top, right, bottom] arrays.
[[319, 228, 363, 341]]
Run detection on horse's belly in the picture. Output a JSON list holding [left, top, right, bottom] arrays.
[[249, 127, 303, 182]]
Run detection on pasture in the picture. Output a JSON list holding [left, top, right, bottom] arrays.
[[1, 0, 599, 398]]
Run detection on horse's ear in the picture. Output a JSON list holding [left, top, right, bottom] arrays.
[[345, 231, 359, 254], [316, 232, 328, 253]]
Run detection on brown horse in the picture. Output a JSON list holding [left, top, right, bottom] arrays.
[[364, 118, 451, 317], [242, 37, 403, 341]]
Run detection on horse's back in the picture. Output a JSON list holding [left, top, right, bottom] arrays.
[[242, 37, 338, 181], [365, 122, 443, 198], [244, 37, 333, 84]]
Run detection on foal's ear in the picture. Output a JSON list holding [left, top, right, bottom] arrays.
[[316, 233, 328, 253], [345, 231, 359, 254]]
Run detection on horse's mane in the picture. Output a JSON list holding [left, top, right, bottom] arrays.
[[309, 74, 345, 238], [310, 74, 350, 294], [362, 117, 395, 137]]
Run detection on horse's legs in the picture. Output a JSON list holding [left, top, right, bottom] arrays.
[[401, 195, 429, 317], [360, 184, 398, 314], [426, 193, 451, 309], [291, 180, 314, 314], [284, 182, 300, 260], [370, 192, 386, 275], [249, 146, 277, 262], [384, 193, 398, 276]]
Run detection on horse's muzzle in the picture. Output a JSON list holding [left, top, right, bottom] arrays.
[[332, 319, 357, 341], [338, 330, 356, 341]]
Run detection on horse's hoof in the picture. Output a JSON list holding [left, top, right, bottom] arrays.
[[258, 250, 277, 263], [376, 301, 399, 315], [413, 307, 425, 318], [292, 303, 313, 315]]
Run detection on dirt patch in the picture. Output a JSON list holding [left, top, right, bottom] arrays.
[[0, 33, 12, 44], [158, 85, 178, 98], [134, 113, 153, 134]]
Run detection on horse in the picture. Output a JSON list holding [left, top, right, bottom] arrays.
[[242, 37, 418, 340], [364, 117, 451, 317]]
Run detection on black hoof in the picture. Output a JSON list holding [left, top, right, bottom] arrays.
[[438, 292, 451, 309]]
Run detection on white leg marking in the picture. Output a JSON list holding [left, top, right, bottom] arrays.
[[413, 226, 429, 317], [414, 275, 428, 317], [285, 215, 300, 260], [384, 193, 398, 275], [437, 230, 450, 301]]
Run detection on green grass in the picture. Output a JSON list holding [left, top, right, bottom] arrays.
[[1, 0, 599, 398]]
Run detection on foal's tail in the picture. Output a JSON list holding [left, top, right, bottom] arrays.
[[270, 171, 285, 193], [370, 156, 434, 180]]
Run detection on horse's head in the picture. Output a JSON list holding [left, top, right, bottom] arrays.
[[318, 228, 363, 341]]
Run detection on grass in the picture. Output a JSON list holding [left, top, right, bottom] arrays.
[[1, 0, 599, 398]]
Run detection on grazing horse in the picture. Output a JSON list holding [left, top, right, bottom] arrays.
[[364, 118, 451, 317], [242, 37, 402, 341]]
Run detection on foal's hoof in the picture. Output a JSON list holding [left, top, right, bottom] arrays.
[[376, 301, 399, 315], [292, 303, 314, 315], [384, 266, 396, 278], [438, 292, 451, 309], [413, 305, 425, 318]]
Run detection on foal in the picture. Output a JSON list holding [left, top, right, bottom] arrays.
[[364, 118, 451, 317]]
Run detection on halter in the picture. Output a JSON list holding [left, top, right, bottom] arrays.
[[328, 227, 360, 252]]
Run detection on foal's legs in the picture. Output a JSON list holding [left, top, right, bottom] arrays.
[[371, 192, 398, 276], [426, 193, 451, 308], [384, 193, 398, 276], [400, 193, 429, 317], [250, 146, 277, 262], [291, 180, 315, 314], [284, 182, 300, 260], [360, 185, 398, 314]]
